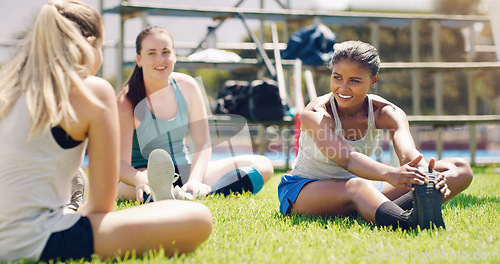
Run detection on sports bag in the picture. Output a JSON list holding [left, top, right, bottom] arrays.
[[214, 79, 285, 122]]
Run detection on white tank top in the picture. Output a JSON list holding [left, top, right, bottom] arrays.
[[291, 94, 381, 179], [0, 94, 85, 262]]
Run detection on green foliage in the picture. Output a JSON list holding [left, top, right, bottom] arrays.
[[58, 165, 500, 263]]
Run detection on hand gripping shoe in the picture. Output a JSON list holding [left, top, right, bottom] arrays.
[[412, 167, 446, 229]]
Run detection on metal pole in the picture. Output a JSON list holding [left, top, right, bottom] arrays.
[[432, 21, 444, 160], [116, 15, 124, 91], [411, 19, 421, 115]]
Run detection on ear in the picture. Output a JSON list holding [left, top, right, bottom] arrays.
[[136, 53, 142, 68], [86, 36, 96, 47], [370, 74, 378, 88]]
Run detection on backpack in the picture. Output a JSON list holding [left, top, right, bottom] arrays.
[[215, 79, 285, 122], [214, 80, 249, 115]]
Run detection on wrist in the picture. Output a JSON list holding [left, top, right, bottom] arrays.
[[133, 171, 148, 186], [381, 166, 396, 182]]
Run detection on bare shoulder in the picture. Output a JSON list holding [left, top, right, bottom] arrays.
[[301, 93, 334, 129], [370, 94, 408, 129], [304, 93, 331, 113], [65, 76, 117, 140], [171, 72, 198, 89], [82, 76, 116, 106], [116, 86, 133, 113], [171, 72, 204, 104], [83, 76, 114, 98]]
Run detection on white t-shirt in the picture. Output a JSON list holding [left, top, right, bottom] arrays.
[[0, 95, 85, 262], [291, 94, 382, 179]]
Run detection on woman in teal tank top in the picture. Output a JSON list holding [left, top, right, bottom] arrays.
[[116, 26, 274, 202]]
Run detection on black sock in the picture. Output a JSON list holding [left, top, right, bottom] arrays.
[[375, 201, 413, 230], [211, 173, 253, 196], [393, 192, 414, 211]]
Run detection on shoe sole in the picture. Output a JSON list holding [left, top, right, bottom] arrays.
[[147, 149, 175, 201], [78, 168, 89, 202], [413, 168, 445, 229]]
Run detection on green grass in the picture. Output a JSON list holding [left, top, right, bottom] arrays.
[[49, 166, 500, 263]]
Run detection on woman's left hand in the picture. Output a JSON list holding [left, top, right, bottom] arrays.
[[428, 158, 451, 199], [181, 180, 211, 198]]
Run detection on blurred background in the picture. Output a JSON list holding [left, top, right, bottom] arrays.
[[2, 0, 500, 166]]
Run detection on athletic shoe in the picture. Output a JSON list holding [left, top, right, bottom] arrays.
[[68, 168, 89, 211], [412, 168, 446, 229], [147, 149, 176, 201]]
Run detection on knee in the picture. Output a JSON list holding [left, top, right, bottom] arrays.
[[344, 178, 376, 200], [450, 158, 473, 186], [185, 203, 213, 250], [253, 156, 274, 182]]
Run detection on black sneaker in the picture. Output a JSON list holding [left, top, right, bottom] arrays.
[[412, 168, 446, 229]]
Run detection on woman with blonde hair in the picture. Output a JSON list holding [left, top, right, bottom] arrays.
[[0, 0, 212, 262]]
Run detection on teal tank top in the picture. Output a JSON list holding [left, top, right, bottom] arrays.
[[131, 76, 191, 169]]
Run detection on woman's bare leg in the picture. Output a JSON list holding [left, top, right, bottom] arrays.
[[291, 178, 391, 223], [86, 200, 212, 259], [432, 157, 473, 202]]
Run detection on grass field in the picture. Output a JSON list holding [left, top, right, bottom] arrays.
[[48, 166, 500, 263]]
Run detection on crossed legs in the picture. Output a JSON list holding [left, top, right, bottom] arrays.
[[86, 200, 212, 259]]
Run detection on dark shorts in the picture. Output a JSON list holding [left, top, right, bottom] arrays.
[[39, 216, 94, 262]]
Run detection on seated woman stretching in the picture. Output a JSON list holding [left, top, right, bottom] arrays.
[[117, 26, 274, 202], [0, 1, 211, 262], [278, 40, 473, 230]]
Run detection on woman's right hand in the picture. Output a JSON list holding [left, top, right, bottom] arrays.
[[134, 171, 151, 202], [385, 155, 428, 191]]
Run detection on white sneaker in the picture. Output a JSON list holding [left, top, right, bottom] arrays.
[[147, 149, 176, 201], [68, 168, 89, 211]]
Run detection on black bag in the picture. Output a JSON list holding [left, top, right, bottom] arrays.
[[215, 79, 285, 122], [214, 80, 249, 115]]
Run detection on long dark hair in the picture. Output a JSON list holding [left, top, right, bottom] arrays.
[[118, 26, 174, 108]]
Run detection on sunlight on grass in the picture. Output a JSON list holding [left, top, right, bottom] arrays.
[[57, 166, 500, 263]]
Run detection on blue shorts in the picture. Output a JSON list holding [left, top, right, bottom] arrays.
[[39, 216, 94, 262], [277, 174, 384, 215]]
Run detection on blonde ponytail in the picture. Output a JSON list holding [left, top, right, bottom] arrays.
[[0, 0, 104, 138]]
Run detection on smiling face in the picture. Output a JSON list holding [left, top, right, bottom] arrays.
[[136, 32, 176, 87], [330, 59, 377, 110]]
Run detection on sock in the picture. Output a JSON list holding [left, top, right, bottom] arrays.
[[375, 201, 413, 230], [393, 191, 414, 211], [210, 166, 264, 196]]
